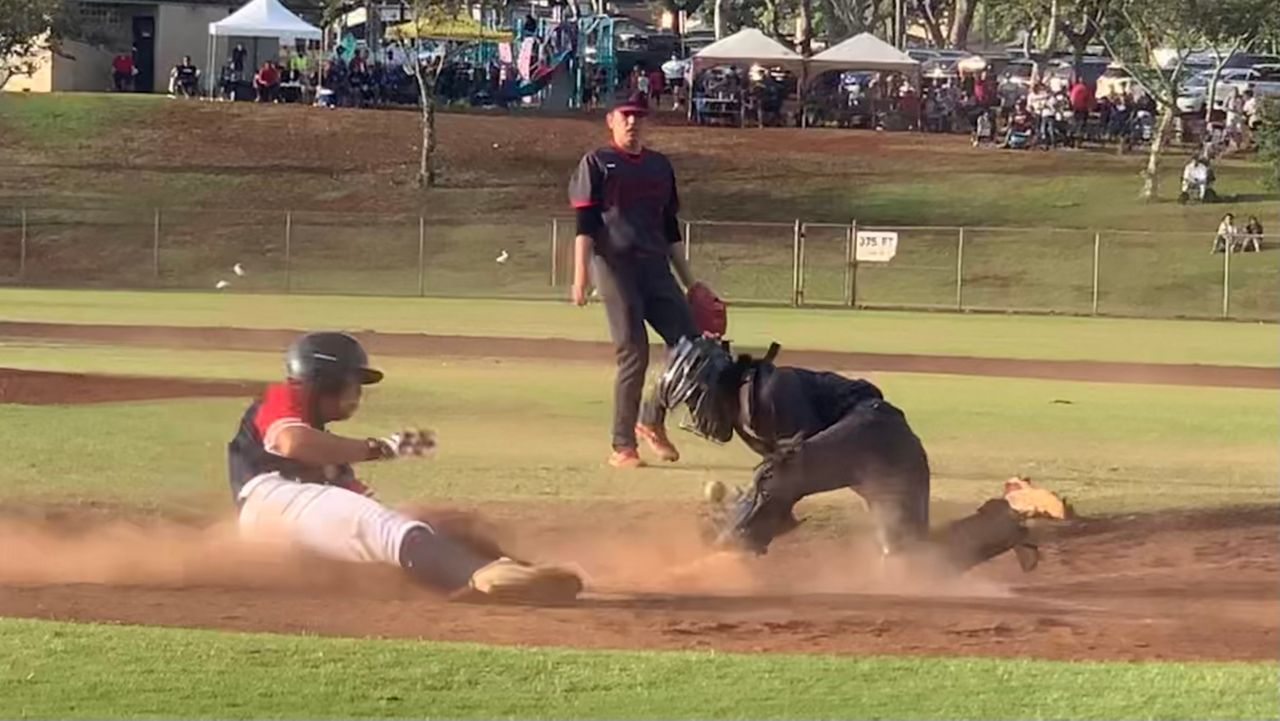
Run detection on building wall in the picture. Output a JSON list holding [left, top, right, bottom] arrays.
[[53, 39, 118, 92], [156, 3, 236, 93], [2, 44, 54, 93]]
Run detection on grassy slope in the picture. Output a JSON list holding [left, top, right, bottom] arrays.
[[1, 344, 1274, 516], [1, 619, 1274, 720], [1, 96, 1277, 320], [0, 289, 1276, 366]]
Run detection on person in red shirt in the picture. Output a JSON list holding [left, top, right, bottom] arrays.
[[228, 332, 583, 603], [1068, 76, 1095, 145], [111, 52, 135, 92], [253, 61, 281, 102], [648, 67, 665, 106]]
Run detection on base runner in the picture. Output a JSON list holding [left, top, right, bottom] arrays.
[[655, 337, 1068, 571], [227, 332, 583, 603]]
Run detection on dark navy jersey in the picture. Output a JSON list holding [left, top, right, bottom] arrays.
[[226, 381, 356, 502], [735, 365, 884, 456], [568, 145, 679, 258]]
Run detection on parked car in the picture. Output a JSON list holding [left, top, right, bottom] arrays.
[[1095, 63, 1138, 99], [1177, 66, 1280, 114]]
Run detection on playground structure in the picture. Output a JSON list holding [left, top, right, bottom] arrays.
[[512, 13, 616, 109]]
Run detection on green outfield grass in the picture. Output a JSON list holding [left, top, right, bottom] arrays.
[[1, 618, 1274, 720], [1, 343, 1274, 517], [0, 289, 1276, 366]]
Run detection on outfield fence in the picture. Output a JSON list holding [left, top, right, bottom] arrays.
[[0, 207, 1276, 322]]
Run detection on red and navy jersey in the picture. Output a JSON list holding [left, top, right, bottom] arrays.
[[568, 145, 679, 258], [226, 381, 356, 502]]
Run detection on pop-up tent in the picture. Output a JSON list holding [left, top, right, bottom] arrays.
[[691, 28, 804, 75], [385, 14, 513, 42], [206, 0, 322, 96], [808, 32, 919, 74]]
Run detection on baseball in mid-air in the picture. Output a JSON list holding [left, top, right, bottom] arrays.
[[495, 250, 509, 264], [703, 480, 727, 503], [215, 280, 231, 290], [233, 263, 246, 276]]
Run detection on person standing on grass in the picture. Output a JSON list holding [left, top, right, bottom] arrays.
[[568, 92, 717, 469]]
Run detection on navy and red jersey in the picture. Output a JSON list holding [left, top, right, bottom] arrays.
[[226, 381, 356, 502], [568, 146, 680, 258]]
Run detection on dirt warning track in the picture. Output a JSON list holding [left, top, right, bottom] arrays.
[[1, 322, 1276, 389]]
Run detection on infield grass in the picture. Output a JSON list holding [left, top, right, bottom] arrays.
[[0, 288, 1276, 366], [0, 342, 1274, 517], [1, 618, 1274, 720]]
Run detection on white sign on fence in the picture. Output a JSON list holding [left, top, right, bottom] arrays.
[[855, 231, 899, 262]]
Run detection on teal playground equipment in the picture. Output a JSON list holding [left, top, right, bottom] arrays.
[[506, 12, 615, 109]]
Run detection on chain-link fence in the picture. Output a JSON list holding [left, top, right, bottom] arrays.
[[1, 207, 1276, 321]]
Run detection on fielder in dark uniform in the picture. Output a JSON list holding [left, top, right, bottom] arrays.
[[569, 92, 714, 468], [227, 331, 583, 603], [657, 337, 1062, 572]]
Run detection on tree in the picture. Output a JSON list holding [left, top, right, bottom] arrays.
[[1257, 99, 1280, 190], [1193, 0, 1272, 126], [0, 0, 69, 89], [657, 0, 706, 35], [1094, 0, 1200, 201], [391, 2, 485, 188]]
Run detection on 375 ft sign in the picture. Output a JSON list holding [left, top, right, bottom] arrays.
[[855, 231, 899, 262]]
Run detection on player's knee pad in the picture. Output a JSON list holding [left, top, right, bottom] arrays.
[[398, 524, 496, 593], [935, 499, 1034, 572]]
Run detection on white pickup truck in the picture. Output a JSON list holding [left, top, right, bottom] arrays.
[[1177, 65, 1280, 114]]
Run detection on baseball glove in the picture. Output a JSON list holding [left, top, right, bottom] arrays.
[[1003, 476, 1072, 520], [688, 283, 727, 337]]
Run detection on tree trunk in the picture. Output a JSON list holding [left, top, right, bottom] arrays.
[[1140, 104, 1176, 201], [714, 0, 726, 39], [913, 0, 946, 47], [421, 88, 437, 188], [948, 0, 977, 50], [1041, 0, 1059, 55], [796, 0, 813, 55]]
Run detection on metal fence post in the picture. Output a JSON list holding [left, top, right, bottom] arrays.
[[418, 216, 426, 296], [790, 220, 801, 307], [18, 208, 27, 278], [284, 211, 292, 294], [550, 218, 559, 287], [955, 227, 965, 310], [684, 220, 692, 262], [1222, 242, 1231, 319], [844, 219, 857, 307], [152, 208, 161, 279], [1091, 232, 1101, 315]]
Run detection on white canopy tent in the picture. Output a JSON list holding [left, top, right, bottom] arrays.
[[691, 28, 804, 75], [808, 32, 919, 74], [206, 0, 322, 96]]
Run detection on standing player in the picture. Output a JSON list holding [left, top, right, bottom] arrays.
[[569, 92, 724, 469], [228, 332, 583, 603], [656, 337, 1067, 572]]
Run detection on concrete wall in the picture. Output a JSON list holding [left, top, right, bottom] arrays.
[[2, 45, 54, 93], [54, 39, 118, 92], [157, 3, 236, 93], [2, 39, 114, 93]]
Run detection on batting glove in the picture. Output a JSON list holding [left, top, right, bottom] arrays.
[[367, 428, 437, 460]]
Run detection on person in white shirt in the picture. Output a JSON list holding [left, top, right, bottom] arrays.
[[1213, 213, 1236, 253]]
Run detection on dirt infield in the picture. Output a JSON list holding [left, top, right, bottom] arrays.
[[2, 322, 1276, 389], [0, 501, 1274, 661], [0, 367, 259, 405]]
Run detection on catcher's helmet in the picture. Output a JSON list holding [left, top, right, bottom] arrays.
[[656, 336, 736, 442], [285, 332, 383, 387]]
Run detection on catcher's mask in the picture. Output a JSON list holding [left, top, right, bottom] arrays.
[[656, 337, 737, 442], [285, 332, 383, 393]]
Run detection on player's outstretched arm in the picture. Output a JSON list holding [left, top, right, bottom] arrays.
[[273, 426, 435, 465]]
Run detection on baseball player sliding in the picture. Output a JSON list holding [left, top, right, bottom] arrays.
[[227, 332, 583, 603], [569, 91, 726, 469], [656, 337, 1068, 572]]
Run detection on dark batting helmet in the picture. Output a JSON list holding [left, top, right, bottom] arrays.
[[656, 336, 737, 443], [285, 332, 383, 388]]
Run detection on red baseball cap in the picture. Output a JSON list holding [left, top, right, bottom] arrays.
[[610, 92, 650, 116]]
